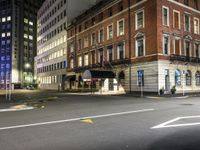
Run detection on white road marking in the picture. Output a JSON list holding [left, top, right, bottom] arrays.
[[0, 107, 34, 113], [152, 115, 200, 129], [0, 108, 154, 131]]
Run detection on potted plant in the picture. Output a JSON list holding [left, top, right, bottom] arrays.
[[171, 86, 176, 95], [159, 87, 164, 95]]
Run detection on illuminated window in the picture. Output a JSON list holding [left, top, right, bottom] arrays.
[[2, 17, 6, 22], [7, 16, 11, 21], [24, 18, 28, 24], [1, 33, 5, 37], [29, 35, 33, 40], [29, 21, 33, 26], [7, 32, 11, 37]]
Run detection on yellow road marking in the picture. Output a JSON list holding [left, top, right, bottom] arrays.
[[80, 119, 94, 124]]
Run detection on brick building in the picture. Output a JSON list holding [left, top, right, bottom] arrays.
[[66, 0, 200, 94]]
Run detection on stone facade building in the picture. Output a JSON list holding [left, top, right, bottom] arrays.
[[66, 0, 200, 94]]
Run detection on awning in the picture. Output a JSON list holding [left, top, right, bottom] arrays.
[[82, 70, 115, 80], [65, 75, 76, 81]]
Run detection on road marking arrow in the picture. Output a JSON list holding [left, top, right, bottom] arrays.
[[80, 119, 94, 124]]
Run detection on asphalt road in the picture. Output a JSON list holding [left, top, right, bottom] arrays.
[[0, 93, 200, 150]]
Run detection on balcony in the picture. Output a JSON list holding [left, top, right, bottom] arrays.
[[170, 54, 200, 63], [74, 59, 131, 73]]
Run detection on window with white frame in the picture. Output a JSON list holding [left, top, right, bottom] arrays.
[[98, 48, 104, 65], [195, 43, 200, 58], [136, 34, 145, 57], [184, 14, 190, 32], [84, 54, 89, 66], [174, 37, 181, 55], [136, 9, 144, 30], [194, 18, 199, 34], [185, 40, 190, 57], [117, 42, 124, 60], [78, 56, 82, 67], [91, 32, 96, 46], [99, 29, 104, 43], [84, 36, 88, 48], [117, 19, 124, 36], [163, 34, 170, 55], [107, 24, 113, 40], [173, 10, 180, 29], [162, 6, 169, 26], [107, 45, 113, 62]]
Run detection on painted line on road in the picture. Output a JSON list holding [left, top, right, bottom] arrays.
[[0, 107, 34, 113], [0, 108, 154, 131], [152, 115, 200, 129]]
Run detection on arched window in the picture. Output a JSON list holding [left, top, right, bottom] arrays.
[[186, 70, 192, 86], [196, 71, 200, 86], [175, 69, 181, 86]]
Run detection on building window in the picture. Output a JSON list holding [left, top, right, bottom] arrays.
[[173, 10, 180, 29], [70, 59, 74, 69], [7, 16, 11, 21], [78, 38, 82, 50], [99, 29, 104, 43], [1, 33, 5, 37], [117, 19, 124, 36], [24, 18, 28, 24], [136, 34, 145, 57], [98, 48, 104, 66], [91, 51, 96, 64], [196, 71, 200, 86], [107, 24, 113, 40], [195, 43, 200, 58], [117, 42, 124, 60], [24, 34, 28, 39], [107, 45, 113, 62], [184, 0, 189, 6], [91, 33, 96, 46], [108, 7, 113, 17], [184, 14, 190, 32], [175, 69, 181, 86], [194, 18, 199, 34], [136, 10, 144, 30], [84, 36, 88, 48], [2, 17, 6, 22], [174, 38, 181, 55], [185, 40, 190, 57], [78, 56, 82, 67], [29, 21, 33, 26], [29, 35, 33, 40], [186, 70, 192, 86], [162, 6, 169, 26], [163, 34, 170, 55], [84, 54, 89, 66], [70, 42, 74, 53], [118, 1, 123, 12]]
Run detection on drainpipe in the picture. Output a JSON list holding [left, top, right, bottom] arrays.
[[128, 0, 132, 93]]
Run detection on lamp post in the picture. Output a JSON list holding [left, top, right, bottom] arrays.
[[24, 63, 31, 87]]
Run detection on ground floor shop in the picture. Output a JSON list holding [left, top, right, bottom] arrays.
[[65, 60, 200, 95]]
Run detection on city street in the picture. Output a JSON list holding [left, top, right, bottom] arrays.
[[0, 92, 200, 149]]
